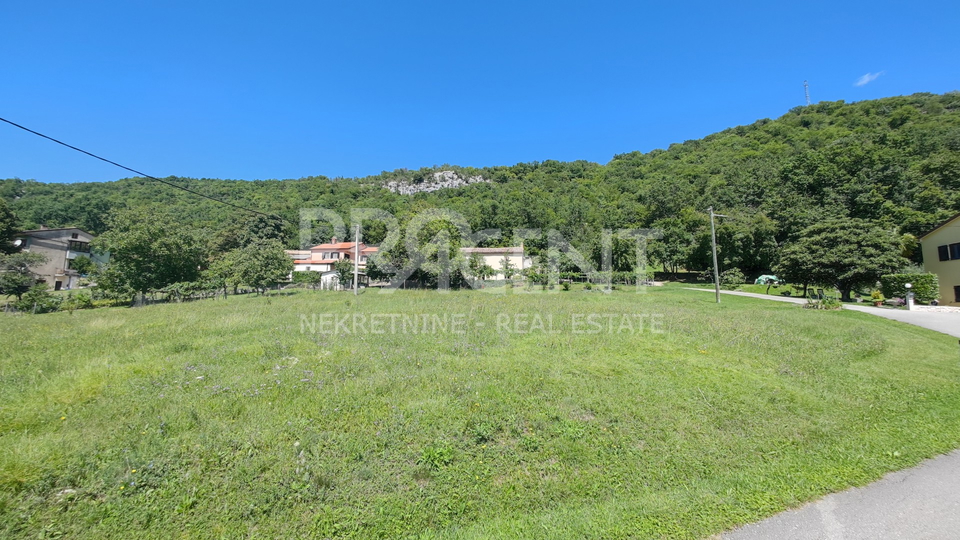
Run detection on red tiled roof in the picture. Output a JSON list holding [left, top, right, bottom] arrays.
[[460, 247, 523, 254], [310, 242, 363, 250]]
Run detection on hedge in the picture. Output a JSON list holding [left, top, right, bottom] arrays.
[[880, 273, 939, 303]]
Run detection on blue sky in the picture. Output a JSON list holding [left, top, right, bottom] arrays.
[[1, 1, 957, 183]]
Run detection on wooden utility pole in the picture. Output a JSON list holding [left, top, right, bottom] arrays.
[[353, 224, 360, 295], [709, 207, 727, 304]]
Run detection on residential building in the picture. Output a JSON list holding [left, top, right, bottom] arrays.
[[920, 213, 960, 306], [460, 246, 531, 280], [13, 227, 108, 290], [285, 237, 378, 288]]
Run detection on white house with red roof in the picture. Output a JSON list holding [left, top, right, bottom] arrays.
[[286, 237, 378, 286]]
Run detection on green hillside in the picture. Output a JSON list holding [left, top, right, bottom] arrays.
[[3, 92, 959, 274]]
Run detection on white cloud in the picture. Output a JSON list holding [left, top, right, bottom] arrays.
[[855, 71, 884, 87]]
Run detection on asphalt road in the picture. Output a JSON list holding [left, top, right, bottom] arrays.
[[685, 288, 960, 339], [720, 451, 960, 540]]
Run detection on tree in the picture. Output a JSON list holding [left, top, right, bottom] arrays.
[[69, 255, 97, 276], [468, 252, 495, 282], [0, 199, 19, 254], [14, 283, 60, 313], [94, 208, 208, 298], [649, 213, 704, 273], [499, 256, 517, 280], [364, 256, 393, 283], [0, 252, 47, 300], [240, 214, 288, 246], [774, 219, 907, 301], [231, 239, 294, 295], [334, 258, 354, 288], [292, 269, 323, 289]]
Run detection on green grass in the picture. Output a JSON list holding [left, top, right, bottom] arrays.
[[1, 287, 959, 538]]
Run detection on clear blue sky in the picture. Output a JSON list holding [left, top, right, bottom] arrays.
[[2, 1, 957, 183]]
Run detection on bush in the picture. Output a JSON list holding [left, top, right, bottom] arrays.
[[880, 273, 939, 303], [61, 291, 94, 312], [720, 267, 745, 289], [804, 297, 842, 310], [14, 284, 62, 314]]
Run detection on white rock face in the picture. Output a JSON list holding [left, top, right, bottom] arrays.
[[385, 170, 489, 195]]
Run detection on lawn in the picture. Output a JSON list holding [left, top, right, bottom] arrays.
[[1, 287, 959, 538]]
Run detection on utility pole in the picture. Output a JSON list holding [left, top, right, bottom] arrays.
[[708, 207, 727, 304], [353, 224, 360, 295]]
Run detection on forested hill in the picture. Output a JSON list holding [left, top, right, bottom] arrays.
[[3, 92, 959, 273]]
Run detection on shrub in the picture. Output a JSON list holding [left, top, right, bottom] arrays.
[[61, 291, 94, 312], [14, 284, 62, 314], [720, 267, 745, 289], [561, 281, 571, 291], [804, 297, 842, 310], [880, 273, 939, 303]]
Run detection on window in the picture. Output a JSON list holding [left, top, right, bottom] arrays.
[[67, 240, 90, 253], [71, 233, 79, 239], [955, 286, 960, 303], [940, 245, 951, 261], [951, 243, 960, 260]]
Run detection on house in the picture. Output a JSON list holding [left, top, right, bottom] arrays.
[[285, 237, 378, 288], [459, 246, 531, 280], [13, 227, 109, 290], [920, 213, 960, 306]]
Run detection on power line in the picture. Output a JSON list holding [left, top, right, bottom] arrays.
[[0, 116, 285, 222]]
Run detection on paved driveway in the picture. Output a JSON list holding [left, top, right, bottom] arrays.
[[721, 450, 960, 540], [685, 287, 960, 539], [685, 288, 960, 338]]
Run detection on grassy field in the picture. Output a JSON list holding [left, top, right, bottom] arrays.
[[2, 287, 959, 538]]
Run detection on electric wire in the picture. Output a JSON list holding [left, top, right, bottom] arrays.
[[0, 116, 286, 222]]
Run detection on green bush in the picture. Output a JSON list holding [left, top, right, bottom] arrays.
[[880, 273, 939, 303], [61, 291, 94, 312], [14, 284, 62, 314], [804, 297, 842, 310], [720, 267, 745, 289]]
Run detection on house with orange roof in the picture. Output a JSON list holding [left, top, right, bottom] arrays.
[[286, 236, 378, 287]]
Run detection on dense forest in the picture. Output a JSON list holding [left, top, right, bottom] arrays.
[[3, 92, 959, 277]]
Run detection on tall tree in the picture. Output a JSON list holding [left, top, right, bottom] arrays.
[[0, 252, 47, 300], [94, 208, 208, 298], [334, 258, 355, 288], [774, 219, 907, 301], [231, 239, 294, 294], [0, 199, 19, 254]]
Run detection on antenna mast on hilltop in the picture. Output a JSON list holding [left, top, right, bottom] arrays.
[[804, 80, 811, 106]]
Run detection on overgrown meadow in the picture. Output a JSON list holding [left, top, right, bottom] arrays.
[[2, 287, 959, 538]]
